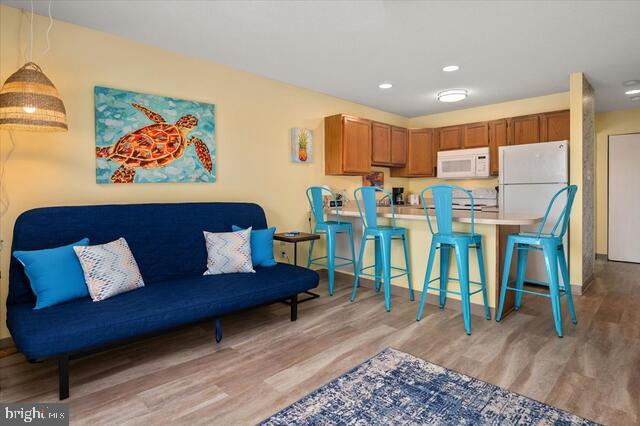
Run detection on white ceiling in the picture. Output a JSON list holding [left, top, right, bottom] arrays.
[[3, 0, 640, 117]]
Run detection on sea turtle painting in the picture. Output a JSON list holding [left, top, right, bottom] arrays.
[[96, 103, 213, 183]]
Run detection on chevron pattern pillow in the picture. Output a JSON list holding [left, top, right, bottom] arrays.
[[203, 228, 255, 275], [74, 238, 145, 302]]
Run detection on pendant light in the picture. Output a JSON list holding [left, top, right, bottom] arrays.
[[0, 1, 67, 132]]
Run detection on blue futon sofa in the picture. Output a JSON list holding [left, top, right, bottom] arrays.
[[7, 202, 319, 400]]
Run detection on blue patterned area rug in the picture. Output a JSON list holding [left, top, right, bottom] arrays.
[[262, 348, 596, 425]]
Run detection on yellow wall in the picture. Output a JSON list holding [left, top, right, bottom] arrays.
[[0, 6, 413, 339], [595, 107, 640, 254]]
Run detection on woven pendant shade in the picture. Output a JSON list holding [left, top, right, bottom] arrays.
[[0, 62, 68, 132]]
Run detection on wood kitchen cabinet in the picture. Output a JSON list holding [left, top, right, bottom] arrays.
[[463, 122, 489, 148], [325, 114, 371, 175], [390, 126, 407, 165], [390, 128, 434, 177], [437, 125, 463, 151], [489, 119, 509, 176], [510, 114, 540, 145], [540, 110, 570, 142], [372, 123, 407, 166]]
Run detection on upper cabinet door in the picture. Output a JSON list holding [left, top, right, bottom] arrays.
[[438, 126, 463, 150], [407, 128, 434, 176], [390, 126, 407, 166], [540, 110, 570, 142], [510, 114, 540, 145], [371, 122, 392, 165], [464, 122, 489, 148], [342, 116, 372, 174], [489, 119, 508, 176]]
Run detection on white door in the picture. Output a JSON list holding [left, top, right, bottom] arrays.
[[499, 141, 568, 185], [609, 133, 640, 263], [500, 183, 569, 282]]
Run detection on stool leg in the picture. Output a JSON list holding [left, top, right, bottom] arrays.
[[374, 237, 382, 293], [439, 244, 451, 309], [543, 241, 563, 338], [306, 226, 317, 268], [475, 241, 491, 321], [402, 233, 414, 301], [417, 241, 437, 321], [455, 241, 472, 335], [514, 244, 529, 311], [558, 247, 577, 325], [496, 237, 515, 323], [380, 235, 392, 312], [348, 226, 357, 278], [351, 235, 367, 302], [327, 227, 337, 296]]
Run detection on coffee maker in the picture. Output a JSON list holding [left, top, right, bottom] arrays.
[[392, 187, 405, 205]]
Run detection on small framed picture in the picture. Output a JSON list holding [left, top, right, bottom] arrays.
[[363, 171, 384, 188], [291, 128, 313, 163]]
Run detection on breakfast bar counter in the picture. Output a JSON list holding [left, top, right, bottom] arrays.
[[324, 205, 544, 319]]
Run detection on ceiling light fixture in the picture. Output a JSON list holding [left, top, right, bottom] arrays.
[[631, 96, 640, 102], [625, 89, 640, 95], [623, 80, 640, 87], [437, 89, 468, 103], [442, 65, 460, 72], [378, 83, 393, 89]]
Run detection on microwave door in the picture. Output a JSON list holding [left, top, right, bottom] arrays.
[[439, 156, 476, 179]]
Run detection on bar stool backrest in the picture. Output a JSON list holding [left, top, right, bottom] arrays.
[[353, 186, 396, 230], [420, 185, 475, 236], [306, 186, 340, 225], [535, 185, 578, 238]]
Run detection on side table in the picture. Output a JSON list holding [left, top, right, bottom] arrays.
[[274, 232, 321, 303]]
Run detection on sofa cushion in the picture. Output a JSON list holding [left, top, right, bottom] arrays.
[[232, 225, 277, 267], [13, 238, 90, 309], [75, 238, 145, 302], [203, 229, 255, 275], [7, 263, 318, 360]]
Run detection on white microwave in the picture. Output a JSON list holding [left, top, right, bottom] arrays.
[[437, 147, 490, 179]]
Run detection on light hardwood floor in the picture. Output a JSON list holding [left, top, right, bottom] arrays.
[[1, 259, 639, 425]]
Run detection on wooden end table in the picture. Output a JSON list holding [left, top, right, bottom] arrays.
[[274, 232, 321, 303]]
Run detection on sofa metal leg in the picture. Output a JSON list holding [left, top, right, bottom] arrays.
[[215, 318, 223, 343], [58, 355, 69, 400], [291, 294, 298, 321]]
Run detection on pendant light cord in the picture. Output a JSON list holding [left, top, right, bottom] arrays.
[[29, 0, 34, 62], [42, 0, 53, 58]]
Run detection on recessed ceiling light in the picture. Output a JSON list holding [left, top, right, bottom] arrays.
[[631, 96, 640, 102], [625, 89, 640, 95], [442, 65, 460, 72], [437, 89, 468, 103], [623, 80, 640, 87], [378, 83, 393, 89]]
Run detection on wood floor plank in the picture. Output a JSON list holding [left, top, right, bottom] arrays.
[[1, 259, 638, 425]]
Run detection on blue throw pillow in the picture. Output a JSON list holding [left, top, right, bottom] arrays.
[[232, 225, 277, 267], [14, 238, 90, 309]]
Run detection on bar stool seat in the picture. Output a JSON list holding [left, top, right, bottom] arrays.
[[416, 185, 491, 335], [350, 186, 414, 312], [306, 186, 356, 296], [496, 185, 578, 338]]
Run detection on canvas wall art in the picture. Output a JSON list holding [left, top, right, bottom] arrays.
[[291, 128, 313, 163], [95, 86, 216, 184], [363, 171, 384, 188]]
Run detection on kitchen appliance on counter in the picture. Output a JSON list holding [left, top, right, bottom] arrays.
[[392, 187, 405, 205], [437, 147, 490, 179], [452, 188, 498, 210], [499, 140, 569, 283]]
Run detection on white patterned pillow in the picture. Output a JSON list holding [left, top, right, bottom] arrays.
[[203, 228, 255, 275], [74, 238, 145, 302]]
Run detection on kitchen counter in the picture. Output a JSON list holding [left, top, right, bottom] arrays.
[[327, 206, 543, 226]]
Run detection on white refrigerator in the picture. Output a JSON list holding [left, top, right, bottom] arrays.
[[498, 140, 569, 283]]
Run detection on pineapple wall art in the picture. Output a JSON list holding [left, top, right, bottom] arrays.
[[291, 128, 313, 163]]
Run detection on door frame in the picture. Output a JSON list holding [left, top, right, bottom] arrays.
[[607, 132, 640, 263]]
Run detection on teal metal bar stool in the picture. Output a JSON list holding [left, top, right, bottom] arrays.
[[350, 186, 414, 312], [496, 185, 578, 338], [416, 185, 491, 335], [306, 186, 357, 296]]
